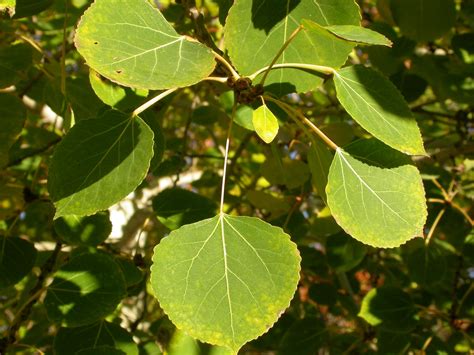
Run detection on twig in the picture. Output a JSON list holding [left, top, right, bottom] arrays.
[[7, 137, 61, 167], [425, 208, 446, 246], [249, 63, 335, 81], [132, 88, 178, 117], [213, 51, 240, 81], [219, 100, 237, 214]]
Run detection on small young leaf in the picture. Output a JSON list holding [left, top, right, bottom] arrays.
[[326, 148, 427, 248], [44, 253, 127, 327], [0, 236, 37, 289], [151, 214, 301, 353], [48, 110, 154, 218], [252, 104, 279, 144], [324, 25, 392, 46], [333, 65, 425, 155], [75, 0, 216, 90]]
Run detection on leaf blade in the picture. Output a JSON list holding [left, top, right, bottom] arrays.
[[324, 25, 392, 46], [151, 214, 301, 352], [333, 65, 425, 155], [252, 104, 279, 144], [326, 148, 427, 248], [75, 0, 216, 90]]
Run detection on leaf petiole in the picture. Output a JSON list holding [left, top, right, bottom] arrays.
[[249, 63, 335, 81], [132, 88, 178, 117]]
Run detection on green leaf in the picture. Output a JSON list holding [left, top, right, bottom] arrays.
[[67, 76, 108, 121], [75, 0, 216, 90], [261, 157, 310, 189], [76, 346, 124, 355], [324, 25, 392, 46], [279, 318, 326, 355], [391, 0, 456, 41], [0, 93, 26, 167], [150, 214, 301, 352], [53, 212, 112, 247], [326, 232, 367, 272], [224, 0, 359, 95], [89, 70, 148, 111], [114, 256, 144, 288], [307, 139, 333, 203], [326, 148, 427, 248], [0, 43, 33, 87], [252, 104, 279, 144], [44, 253, 127, 327], [0, 236, 37, 289], [333, 65, 425, 155], [358, 286, 418, 332], [12, 0, 53, 18], [54, 321, 138, 355], [48, 110, 154, 218], [152, 188, 217, 230]]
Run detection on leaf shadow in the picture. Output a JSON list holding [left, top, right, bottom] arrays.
[[251, 0, 301, 34]]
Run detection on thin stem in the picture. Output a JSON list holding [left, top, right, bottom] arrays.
[[213, 51, 240, 81], [259, 26, 303, 86], [264, 96, 339, 151], [425, 207, 447, 246], [450, 201, 474, 226], [203, 76, 228, 83], [132, 88, 177, 117], [219, 101, 237, 215], [456, 283, 474, 315], [249, 63, 335, 81]]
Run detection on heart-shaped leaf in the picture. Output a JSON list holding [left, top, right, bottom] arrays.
[[151, 214, 301, 353]]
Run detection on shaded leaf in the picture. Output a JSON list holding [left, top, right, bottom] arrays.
[[151, 214, 301, 352], [0, 43, 32, 88], [152, 188, 217, 230], [0, 236, 37, 289], [324, 25, 392, 46], [44, 253, 127, 327], [307, 139, 333, 203], [0, 93, 26, 167], [334, 65, 425, 155], [359, 286, 418, 332], [279, 318, 326, 355], [252, 104, 279, 144], [326, 148, 427, 248], [391, 0, 456, 41], [261, 157, 310, 189], [48, 110, 154, 218], [54, 321, 138, 355], [75, 0, 216, 90], [326, 232, 367, 272], [53, 212, 112, 247], [12, 0, 52, 18]]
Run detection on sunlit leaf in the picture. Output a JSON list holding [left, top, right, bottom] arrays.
[[307, 139, 333, 203], [75, 0, 216, 90], [224, 0, 359, 95], [151, 214, 301, 353], [252, 104, 279, 144], [333, 65, 425, 155], [326, 148, 427, 248], [324, 25, 392, 46]]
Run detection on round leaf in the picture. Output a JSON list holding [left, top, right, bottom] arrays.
[[150, 214, 301, 352], [0, 236, 37, 289], [75, 0, 216, 90], [48, 110, 154, 218], [358, 286, 418, 332], [44, 253, 127, 327], [326, 148, 427, 248], [54, 321, 138, 355], [53, 212, 112, 246]]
